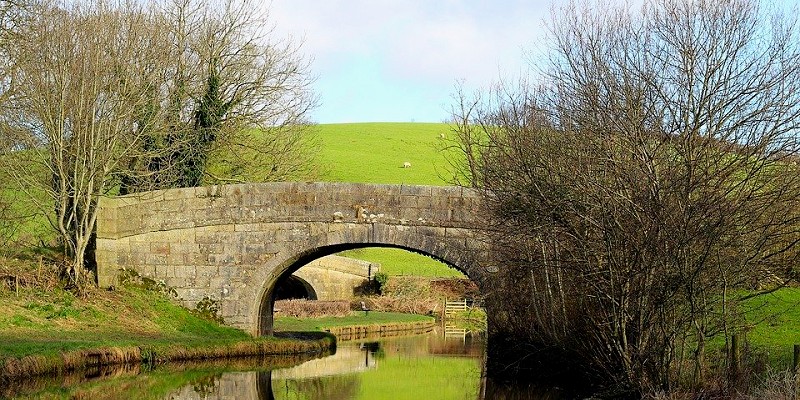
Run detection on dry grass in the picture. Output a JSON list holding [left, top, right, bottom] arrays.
[[274, 299, 350, 318], [359, 276, 481, 317], [0, 255, 62, 293]]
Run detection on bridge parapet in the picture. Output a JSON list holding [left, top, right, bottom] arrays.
[[98, 182, 481, 239]]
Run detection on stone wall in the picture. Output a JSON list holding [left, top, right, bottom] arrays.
[[294, 255, 379, 301]]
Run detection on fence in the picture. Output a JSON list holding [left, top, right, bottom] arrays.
[[444, 298, 469, 315]]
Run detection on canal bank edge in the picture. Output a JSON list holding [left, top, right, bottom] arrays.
[[0, 332, 335, 383], [324, 320, 436, 341]]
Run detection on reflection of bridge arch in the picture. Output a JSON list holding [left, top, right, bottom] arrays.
[[96, 182, 489, 335]]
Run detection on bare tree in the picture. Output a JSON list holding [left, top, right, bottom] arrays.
[[456, 0, 800, 394], [120, 0, 317, 193], [2, 1, 172, 289]]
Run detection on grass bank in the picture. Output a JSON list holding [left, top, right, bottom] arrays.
[[1, 333, 334, 383], [0, 259, 334, 381]]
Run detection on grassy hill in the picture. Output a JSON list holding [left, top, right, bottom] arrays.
[[314, 122, 454, 185], [312, 123, 465, 278]]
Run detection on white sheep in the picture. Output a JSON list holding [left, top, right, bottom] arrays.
[[402, 161, 412, 168]]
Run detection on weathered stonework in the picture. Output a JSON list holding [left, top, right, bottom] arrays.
[[96, 182, 488, 335], [294, 255, 378, 301]]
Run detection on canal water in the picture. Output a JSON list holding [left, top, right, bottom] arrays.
[[3, 329, 569, 399]]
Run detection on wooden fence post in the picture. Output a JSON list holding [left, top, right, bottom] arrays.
[[730, 334, 739, 375]]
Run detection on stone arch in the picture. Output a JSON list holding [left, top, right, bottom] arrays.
[[273, 275, 318, 301], [255, 242, 477, 336]]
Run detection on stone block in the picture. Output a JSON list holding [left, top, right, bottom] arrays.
[[149, 242, 170, 255], [198, 243, 225, 254], [174, 265, 197, 279], [196, 232, 235, 244], [196, 265, 219, 278], [151, 265, 170, 279], [209, 277, 228, 290], [400, 184, 432, 196], [399, 195, 418, 209], [208, 253, 235, 265], [134, 265, 157, 279], [432, 185, 463, 198], [192, 276, 211, 289], [243, 243, 266, 254]]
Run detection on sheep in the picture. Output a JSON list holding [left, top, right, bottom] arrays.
[[402, 161, 412, 168]]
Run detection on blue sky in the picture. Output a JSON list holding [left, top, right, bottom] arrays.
[[270, 0, 555, 124], [270, 0, 798, 124]]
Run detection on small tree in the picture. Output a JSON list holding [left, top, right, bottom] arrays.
[[2, 1, 171, 289], [119, 0, 317, 193]]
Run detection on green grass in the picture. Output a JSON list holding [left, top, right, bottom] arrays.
[[739, 287, 800, 365], [0, 284, 252, 359], [274, 311, 434, 332], [273, 354, 481, 400], [314, 122, 455, 185], [313, 122, 465, 279], [353, 356, 481, 400], [337, 248, 464, 278]]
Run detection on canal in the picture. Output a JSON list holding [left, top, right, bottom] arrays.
[[3, 329, 569, 399]]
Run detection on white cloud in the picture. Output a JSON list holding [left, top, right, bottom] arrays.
[[267, 0, 559, 122], [270, 1, 550, 81]]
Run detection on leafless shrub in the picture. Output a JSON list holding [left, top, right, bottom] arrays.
[[746, 368, 800, 400], [453, 0, 800, 395]]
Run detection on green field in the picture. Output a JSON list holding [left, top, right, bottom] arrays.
[[312, 123, 465, 278], [273, 356, 481, 400], [740, 288, 800, 366], [337, 248, 463, 278], [314, 122, 454, 185]]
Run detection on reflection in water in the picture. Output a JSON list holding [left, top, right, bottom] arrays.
[[270, 330, 485, 400], [4, 330, 570, 399], [2, 353, 326, 400], [0, 363, 144, 399]]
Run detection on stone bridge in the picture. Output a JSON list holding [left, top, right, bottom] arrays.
[[95, 182, 489, 335], [286, 255, 379, 301]]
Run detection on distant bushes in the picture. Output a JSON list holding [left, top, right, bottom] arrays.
[[274, 299, 350, 318]]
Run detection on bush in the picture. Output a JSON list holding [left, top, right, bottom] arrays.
[[274, 299, 350, 318], [374, 272, 389, 295], [193, 296, 223, 324], [118, 268, 177, 298]]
